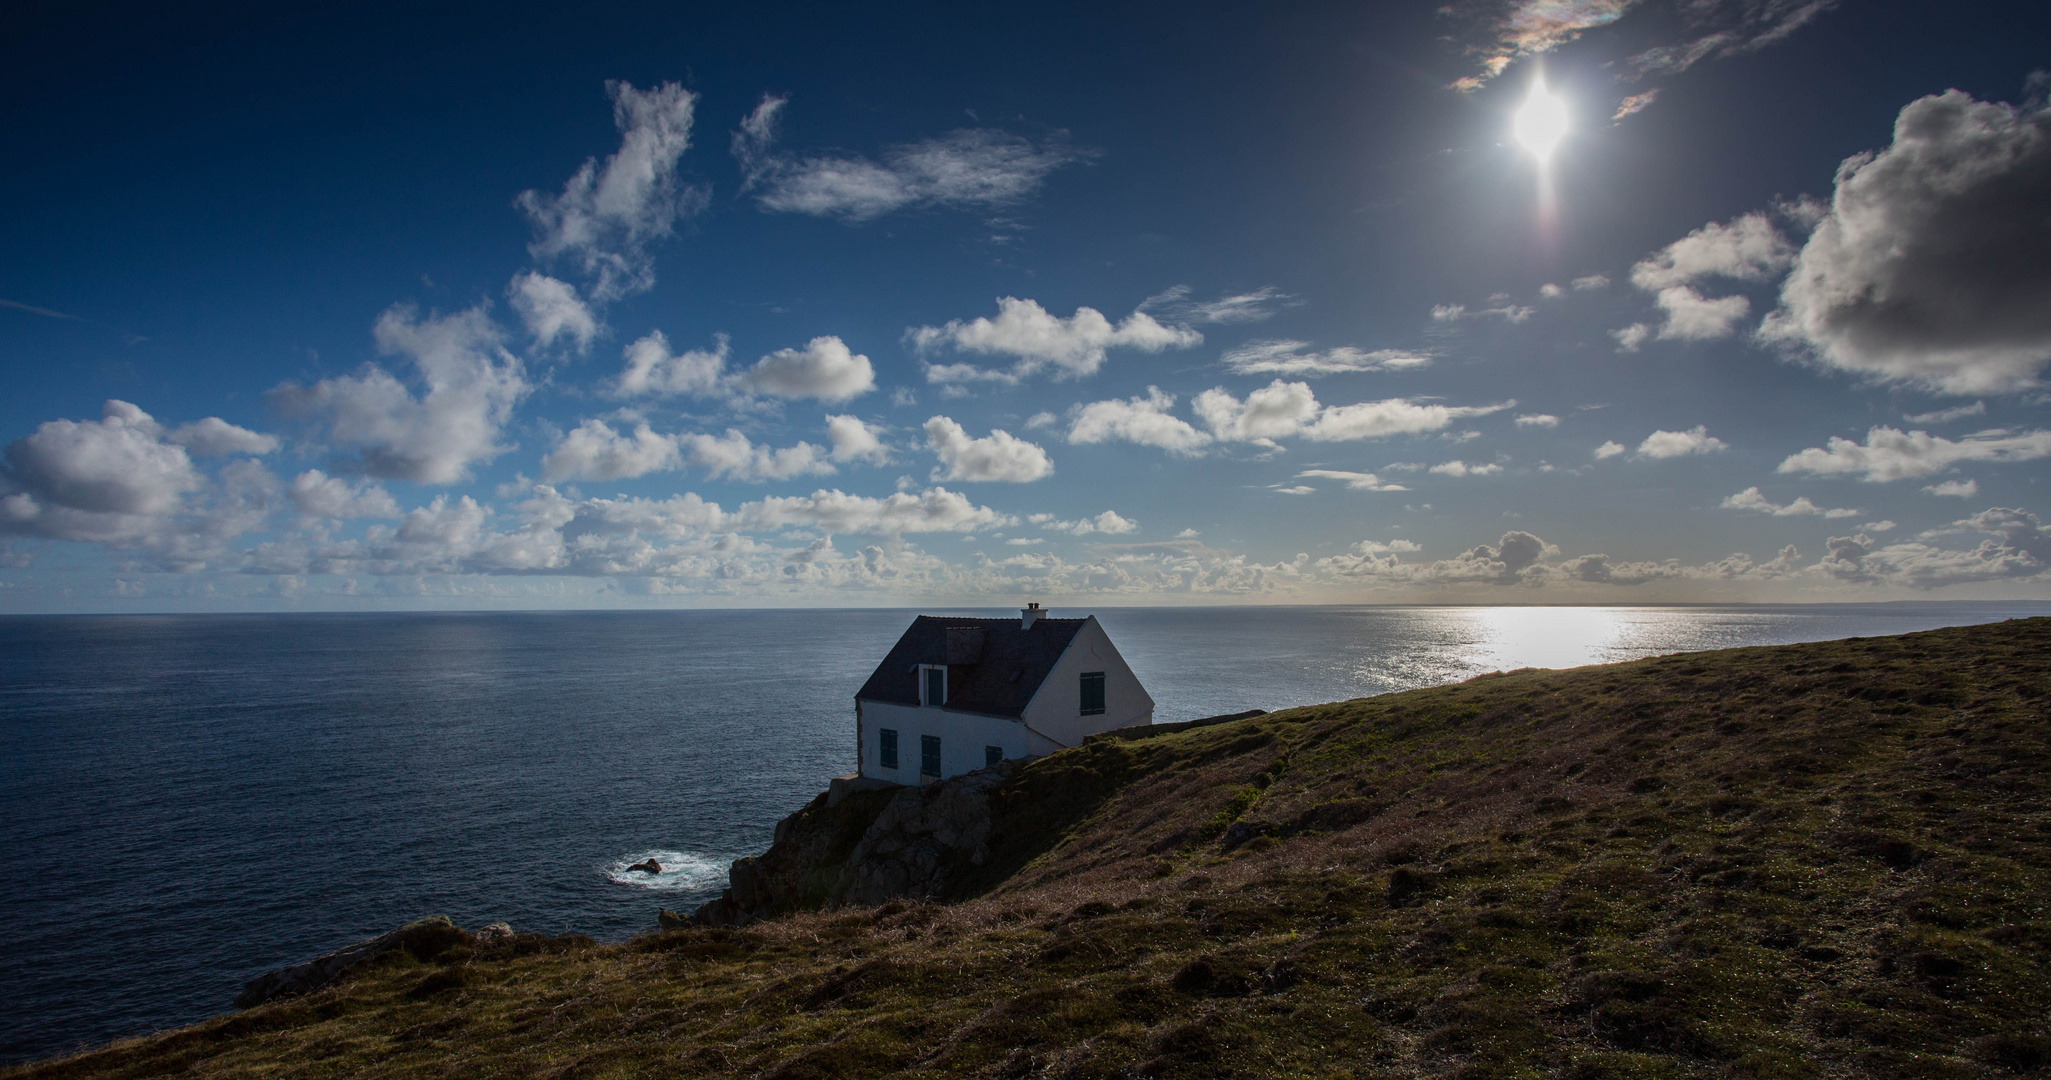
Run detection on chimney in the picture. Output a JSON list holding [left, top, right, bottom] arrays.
[[1021, 602, 1044, 630]]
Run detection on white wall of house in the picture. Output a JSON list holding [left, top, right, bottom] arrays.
[[855, 699, 1063, 783], [1020, 616, 1155, 747]]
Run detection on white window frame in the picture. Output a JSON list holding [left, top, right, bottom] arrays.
[[919, 664, 947, 707]]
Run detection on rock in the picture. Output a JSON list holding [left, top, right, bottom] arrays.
[[476, 922, 514, 943], [629, 859, 662, 874], [235, 916, 469, 1009], [657, 908, 690, 931]]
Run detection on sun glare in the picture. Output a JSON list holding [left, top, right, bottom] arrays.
[[1514, 79, 1570, 161]]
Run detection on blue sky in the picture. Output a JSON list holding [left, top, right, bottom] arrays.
[[3, 0, 2049, 610]]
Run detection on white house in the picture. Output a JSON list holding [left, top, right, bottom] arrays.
[[853, 604, 1154, 784]]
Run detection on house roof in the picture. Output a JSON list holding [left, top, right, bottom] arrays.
[[855, 615, 1088, 718]]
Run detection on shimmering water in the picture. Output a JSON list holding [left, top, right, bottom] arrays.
[[2, 603, 2044, 1061]]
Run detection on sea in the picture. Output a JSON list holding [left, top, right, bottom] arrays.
[[3, 602, 2047, 1062]]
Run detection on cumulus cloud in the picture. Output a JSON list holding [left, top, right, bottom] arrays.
[[1430, 460, 1504, 477], [739, 486, 1009, 535], [1595, 440, 1627, 459], [609, 331, 730, 398], [1296, 469, 1408, 492], [507, 272, 598, 352], [1652, 287, 1751, 341], [912, 297, 1201, 383], [1515, 414, 1560, 428], [1777, 426, 2051, 481], [517, 81, 701, 301], [1432, 302, 1534, 324], [288, 470, 399, 520], [681, 430, 836, 483], [541, 420, 683, 483], [1221, 340, 1433, 377], [1066, 388, 1212, 456], [166, 416, 280, 457], [826, 415, 891, 464], [1192, 380, 1321, 444], [733, 95, 1085, 223], [1925, 479, 1979, 497], [1817, 507, 2051, 588], [1611, 323, 1651, 352], [1573, 274, 1611, 291], [923, 417, 1053, 483], [1631, 212, 1794, 292], [742, 336, 877, 402], [1138, 285, 1296, 325], [1720, 486, 1860, 518], [268, 305, 528, 485], [1761, 90, 2051, 393], [1636, 426, 1727, 458], [1302, 396, 1514, 442], [2, 400, 207, 517], [1035, 510, 1138, 536]]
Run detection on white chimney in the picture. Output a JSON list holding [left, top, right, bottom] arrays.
[[1021, 602, 1044, 630]]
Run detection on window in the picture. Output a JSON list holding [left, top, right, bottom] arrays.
[[923, 666, 946, 707], [879, 728, 899, 770], [985, 745, 1004, 768], [1080, 671, 1106, 715], [921, 735, 942, 777]]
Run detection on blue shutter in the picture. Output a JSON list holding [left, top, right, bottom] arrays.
[[921, 735, 942, 777], [879, 728, 898, 769], [985, 745, 1003, 768]]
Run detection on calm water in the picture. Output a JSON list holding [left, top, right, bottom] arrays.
[[3, 603, 2045, 1061]]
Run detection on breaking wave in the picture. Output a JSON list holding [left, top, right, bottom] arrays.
[[603, 850, 728, 892]]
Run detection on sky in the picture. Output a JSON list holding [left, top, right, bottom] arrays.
[[2, 0, 2049, 611]]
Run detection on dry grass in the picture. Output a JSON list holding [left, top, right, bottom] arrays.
[[12, 618, 2051, 1079]]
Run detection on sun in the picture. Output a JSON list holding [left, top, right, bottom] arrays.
[[1514, 78, 1570, 161]]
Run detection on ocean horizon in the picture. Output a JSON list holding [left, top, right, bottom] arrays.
[[6, 601, 2049, 1062]]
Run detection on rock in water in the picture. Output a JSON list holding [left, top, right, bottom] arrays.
[[630, 859, 662, 874], [234, 916, 469, 1009]]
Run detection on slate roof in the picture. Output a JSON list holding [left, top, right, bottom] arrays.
[[855, 615, 1088, 719]]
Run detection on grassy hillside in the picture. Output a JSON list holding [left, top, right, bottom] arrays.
[[13, 618, 2051, 1080]]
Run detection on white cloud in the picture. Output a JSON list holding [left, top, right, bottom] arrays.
[[1654, 286, 1752, 341], [1023, 411, 1059, 430], [1066, 388, 1212, 456], [1573, 274, 1611, 291], [287, 470, 399, 520], [268, 305, 528, 485], [1273, 485, 1316, 495], [2, 399, 205, 517], [912, 297, 1201, 383], [1221, 340, 1432, 377], [517, 81, 700, 301], [1302, 396, 1514, 442], [1514, 414, 1559, 428], [1432, 302, 1534, 323], [1611, 323, 1651, 352], [1594, 440, 1627, 459], [1762, 91, 2051, 394], [923, 416, 1053, 483], [1038, 510, 1138, 535], [739, 486, 1009, 535], [681, 431, 836, 483], [609, 331, 730, 398], [1193, 379, 1321, 443], [1613, 91, 1660, 120], [734, 95, 1085, 223], [1636, 426, 1728, 458], [825, 415, 891, 464], [1295, 469, 1407, 492], [1631, 212, 1795, 292], [541, 420, 683, 483], [1540, 283, 1566, 299], [507, 272, 598, 352], [165, 416, 280, 457], [1904, 401, 1986, 424], [1720, 486, 1860, 518], [1924, 479, 1979, 498], [1449, 0, 1832, 91], [1777, 426, 2051, 481], [1429, 460, 1504, 477], [1138, 285, 1296, 325], [1817, 507, 2051, 588], [743, 336, 876, 402]]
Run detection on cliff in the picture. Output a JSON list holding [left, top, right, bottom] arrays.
[[11, 619, 2051, 1080]]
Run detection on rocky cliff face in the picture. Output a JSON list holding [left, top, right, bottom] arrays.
[[691, 761, 1017, 927]]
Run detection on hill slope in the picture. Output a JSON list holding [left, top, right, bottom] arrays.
[[12, 618, 2051, 1080]]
